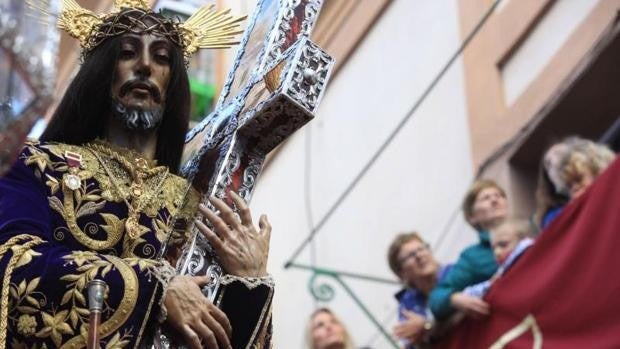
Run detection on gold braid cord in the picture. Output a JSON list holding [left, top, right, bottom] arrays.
[[0, 235, 45, 349], [27, 0, 246, 61]]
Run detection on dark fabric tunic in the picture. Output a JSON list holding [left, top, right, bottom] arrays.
[[0, 141, 273, 349]]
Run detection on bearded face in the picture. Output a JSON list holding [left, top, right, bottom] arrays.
[[110, 98, 163, 130], [110, 32, 171, 131]]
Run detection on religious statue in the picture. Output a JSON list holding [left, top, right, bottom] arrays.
[[0, 1, 274, 348], [0, 0, 334, 347]]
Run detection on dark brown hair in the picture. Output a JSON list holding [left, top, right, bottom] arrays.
[[40, 15, 190, 174], [387, 232, 425, 276]]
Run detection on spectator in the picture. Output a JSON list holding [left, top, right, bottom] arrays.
[[307, 308, 356, 349], [535, 137, 616, 229], [388, 232, 452, 348], [562, 138, 615, 198], [462, 218, 534, 298], [534, 140, 573, 230], [429, 180, 508, 320]]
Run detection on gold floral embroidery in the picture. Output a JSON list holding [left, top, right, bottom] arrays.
[[16, 315, 36, 336], [1, 242, 136, 348], [121, 223, 151, 258], [59, 252, 111, 331], [7, 250, 139, 348], [60, 253, 139, 348], [45, 174, 60, 196], [22, 148, 52, 174], [8, 277, 47, 330], [53, 181, 123, 251], [22, 142, 196, 257], [103, 332, 132, 349], [37, 310, 74, 347], [0, 235, 45, 349], [14, 250, 42, 270]]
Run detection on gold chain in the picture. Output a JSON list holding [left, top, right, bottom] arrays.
[[86, 142, 169, 240]]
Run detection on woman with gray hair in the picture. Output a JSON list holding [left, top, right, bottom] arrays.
[[535, 136, 616, 230]]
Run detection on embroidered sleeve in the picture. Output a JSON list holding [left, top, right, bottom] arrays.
[[0, 145, 168, 348], [216, 274, 275, 349]]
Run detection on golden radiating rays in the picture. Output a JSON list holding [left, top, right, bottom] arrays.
[[25, 0, 246, 57], [181, 4, 247, 54]]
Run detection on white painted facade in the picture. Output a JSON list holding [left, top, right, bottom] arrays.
[[243, 0, 478, 347]]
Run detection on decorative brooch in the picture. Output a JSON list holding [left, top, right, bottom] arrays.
[[63, 150, 83, 190]]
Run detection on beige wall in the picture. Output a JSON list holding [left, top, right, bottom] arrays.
[[251, 0, 475, 347], [458, 0, 620, 214]]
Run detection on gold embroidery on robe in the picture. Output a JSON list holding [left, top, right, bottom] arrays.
[[0, 235, 45, 349], [20, 142, 198, 258], [59, 252, 140, 348]]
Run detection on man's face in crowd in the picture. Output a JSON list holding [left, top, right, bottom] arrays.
[[469, 186, 508, 230], [397, 239, 438, 288], [110, 32, 171, 130], [311, 311, 346, 349]]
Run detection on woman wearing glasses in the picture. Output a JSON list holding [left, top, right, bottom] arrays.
[[387, 232, 452, 349]]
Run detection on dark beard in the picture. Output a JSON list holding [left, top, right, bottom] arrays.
[[110, 99, 163, 131]]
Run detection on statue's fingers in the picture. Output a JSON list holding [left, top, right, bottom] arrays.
[[258, 214, 272, 243], [191, 275, 211, 287], [198, 204, 235, 243], [204, 304, 232, 339], [195, 219, 229, 252], [182, 324, 203, 349], [229, 191, 253, 227], [200, 314, 230, 349], [192, 321, 219, 349], [209, 197, 243, 231]]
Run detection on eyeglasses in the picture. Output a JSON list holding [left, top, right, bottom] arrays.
[[397, 244, 430, 267]]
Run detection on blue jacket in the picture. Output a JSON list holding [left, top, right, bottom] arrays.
[[395, 265, 452, 349], [396, 265, 453, 318], [429, 231, 498, 319]]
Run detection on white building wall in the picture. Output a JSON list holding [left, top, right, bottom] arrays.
[[246, 0, 477, 347]]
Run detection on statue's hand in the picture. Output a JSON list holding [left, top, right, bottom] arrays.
[[196, 191, 272, 277], [164, 275, 232, 349]]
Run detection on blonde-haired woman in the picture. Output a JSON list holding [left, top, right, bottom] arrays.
[[535, 136, 615, 229], [561, 138, 615, 198], [307, 308, 356, 349]]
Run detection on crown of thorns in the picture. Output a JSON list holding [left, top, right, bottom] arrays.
[[27, 0, 246, 63], [89, 9, 185, 52]]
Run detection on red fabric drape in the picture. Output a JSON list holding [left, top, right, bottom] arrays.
[[437, 157, 620, 349]]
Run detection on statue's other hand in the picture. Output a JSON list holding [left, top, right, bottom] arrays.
[[195, 191, 272, 277], [164, 275, 232, 349]]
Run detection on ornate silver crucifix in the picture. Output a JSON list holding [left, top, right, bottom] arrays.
[[172, 0, 334, 300]]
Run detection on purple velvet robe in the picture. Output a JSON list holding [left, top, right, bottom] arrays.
[[0, 141, 273, 348]]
